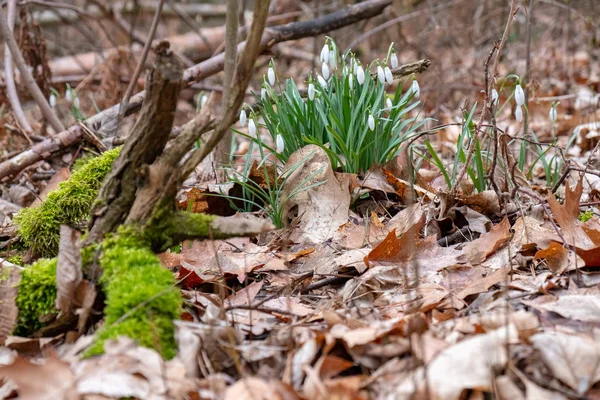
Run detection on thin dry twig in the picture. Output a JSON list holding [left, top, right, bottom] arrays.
[[0, 2, 65, 133]]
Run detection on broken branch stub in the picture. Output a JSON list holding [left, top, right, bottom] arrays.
[[85, 41, 183, 245]]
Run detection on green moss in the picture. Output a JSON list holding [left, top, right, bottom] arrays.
[[144, 209, 218, 251], [6, 255, 23, 266], [579, 210, 594, 223], [14, 147, 121, 258], [14, 258, 57, 336], [86, 229, 181, 359]]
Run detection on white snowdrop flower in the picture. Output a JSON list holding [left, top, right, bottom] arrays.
[[317, 74, 327, 88], [240, 109, 247, 127], [308, 83, 316, 101], [515, 84, 525, 106], [261, 87, 267, 100], [320, 43, 329, 63], [73, 96, 80, 108], [356, 65, 365, 85], [515, 105, 523, 122], [65, 90, 72, 103], [411, 80, 420, 98], [390, 52, 398, 69], [377, 65, 385, 84], [267, 66, 275, 86], [384, 66, 393, 84], [386, 97, 393, 109], [368, 114, 375, 131], [49, 93, 57, 108], [248, 118, 257, 136], [322, 62, 330, 80], [200, 95, 207, 107], [276, 134, 285, 153], [329, 51, 336, 69], [348, 75, 353, 91], [491, 88, 499, 105], [549, 106, 557, 123], [353, 59, 358, 74]]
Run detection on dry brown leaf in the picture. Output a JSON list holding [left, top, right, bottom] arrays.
[[31, 167, 70, 206], [55, 225, 82, 315], [535, 241, 569, 274], [458, 217, 511, 264], [225, 281, 264, 307], [531, 331, 600, 393], [225, 377, 295, 400], [425, 324, 519, 400], [538, 294, 600, 323], [0, 266, 20, 343], [0, 354, 76, 399], [283, 145, 350, 243], [548, 179, 595, 250]]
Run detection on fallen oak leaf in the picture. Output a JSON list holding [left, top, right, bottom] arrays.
[[457, 216, 511, 264]]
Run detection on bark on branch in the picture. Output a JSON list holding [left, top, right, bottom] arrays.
[[0, 0, 392, 181]]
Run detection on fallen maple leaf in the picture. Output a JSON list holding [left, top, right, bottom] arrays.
[[458, 216, 511, 264]]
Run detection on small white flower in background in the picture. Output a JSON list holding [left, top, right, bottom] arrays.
[[352, 59, 358, 74], [368, 114, 375, 131], [549, 105, 557, 123], [491, 88, 499, 105], [322, 62, 330, 80], [308, 83, 316, 101], [348, 75, 353, 90], [73, 96, 80, 108], [240, 109, 247, 127], [515, 105, 523, 122], [65, 90, 72, 103], [377, 65, 385, 84], [261, 87, 267, 100], [386, 97, 393, 109], [276, 134, 285, 153], [248, 119, 257, 136], [200, 95, 207, 107], [267, 66, 276, 86], [356, 65, 365, 85], [49, 93, 57, 108], [515, 84, 525, 106], [320, 43, 329, 64], [317, 75, 327, 88], [390, 52, 398, 69], [384, 67, 393, 84], [329, 51, 337, 69], [411, 80, 420, 98]]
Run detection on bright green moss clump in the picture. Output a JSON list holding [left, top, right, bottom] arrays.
[[14, 258, 57, 336], [86, 229, 181, 359], [14, 147, 121, 258]]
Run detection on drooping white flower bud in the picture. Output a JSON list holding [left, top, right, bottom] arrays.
[[329, 51, 336, 69], [377, 65, 385, 84], [390, 52, 398, 69], [491, 88, 499, 105], [73, 96, 80, 108], [515, 105, 523, 122], [240, 109, 247, 127], [261, 87, 267, 100], [386, 97, 393, 109], [322, 62, 330, 80], [317, 75, 327, 88], [308, 83, 315, 101], [515, 84, 525, 106], [353, 59, 357, 74], [49, 93, 57, 108], [411, 80, 420, 98], [348, 75, 353, 91], [384, 67, 393, 84], [65, 90, 72, 103], [356, 65, 365, 85], [320, 43, 329, 64], [267, 66, 276, 86], [368, 114, 375, 131], [549, 106, 557, 123], [248, 118, 257, 136], [200, 95, 207, 107], [276, 134, 285, 153]]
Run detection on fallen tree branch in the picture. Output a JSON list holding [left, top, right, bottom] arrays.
[[0, 0, 392, 181]]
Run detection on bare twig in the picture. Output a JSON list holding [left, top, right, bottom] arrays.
[[119, 0, 165, 117], [4, 0, 32, 137], [0, 2, 64, 133]]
